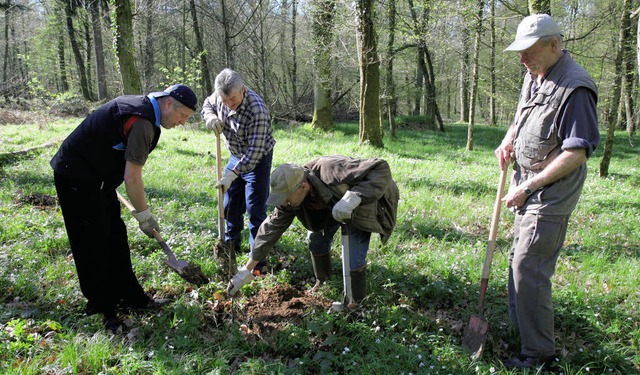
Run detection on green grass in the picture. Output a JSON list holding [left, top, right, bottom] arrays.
[[1, 118, 639, 374]]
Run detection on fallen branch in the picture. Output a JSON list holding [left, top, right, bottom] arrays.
[[0, 138, 63, 162]]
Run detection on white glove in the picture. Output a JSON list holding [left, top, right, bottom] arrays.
[[132, 208, 160, 238], [226, 266, 253, 295], [215, 169, 239, 193], [332, 190, 362, 223], [205, 117, 224, 135]]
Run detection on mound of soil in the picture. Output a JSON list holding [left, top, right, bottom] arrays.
[[16, 192, 57, 209], [240, 284, 330, 341]]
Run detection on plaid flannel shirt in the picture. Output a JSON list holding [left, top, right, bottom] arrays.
[[202, 88, 275, 172]]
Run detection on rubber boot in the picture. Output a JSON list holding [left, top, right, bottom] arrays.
[[311, 252, 331, 290], [349, 265, 367, 303]]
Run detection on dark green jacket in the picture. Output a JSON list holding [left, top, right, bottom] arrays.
[[251, 156, 399, 261]]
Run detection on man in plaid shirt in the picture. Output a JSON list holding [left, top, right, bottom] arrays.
[[202, 69, 276, 267]]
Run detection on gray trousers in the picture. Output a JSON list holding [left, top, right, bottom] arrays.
[[508, 212, 569, 357]]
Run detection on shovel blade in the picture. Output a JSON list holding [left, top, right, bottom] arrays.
[[462, 314, 489, 359], [163, 259, 209, 286]]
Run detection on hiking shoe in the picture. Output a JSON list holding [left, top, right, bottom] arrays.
[[122, 297, 170, 311], [103, 313, 122, 334], [140, 298, 170, 310], [503, 354, 556, 370]]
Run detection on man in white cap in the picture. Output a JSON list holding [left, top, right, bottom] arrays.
[[495, 14, 599, 370], [225, 156, 399, 305]]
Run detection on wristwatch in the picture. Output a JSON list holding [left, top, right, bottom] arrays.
[[523, 185, 533, 195]]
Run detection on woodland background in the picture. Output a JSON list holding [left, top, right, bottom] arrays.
[[2, 1, 640, 373], [1, 1, 638, 146]]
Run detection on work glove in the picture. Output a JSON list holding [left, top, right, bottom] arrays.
[[332, 190, 362, 223], [226, 266, 253, 296], [205, 116, 224, 135], [132, 208, 160, 238], [216, 169, 239, 193]]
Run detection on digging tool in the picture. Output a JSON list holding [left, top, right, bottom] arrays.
[[332, 224, 352, 312], [462, 162, 509, 358], [213, 132, 236, 280], [116, 190, 209, 285]]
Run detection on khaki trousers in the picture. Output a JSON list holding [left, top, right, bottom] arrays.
[[508, 212, 569, 357]]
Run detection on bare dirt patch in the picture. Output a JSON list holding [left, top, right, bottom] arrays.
[[211, 284, 331, 344], [16, 191, 57, 209]]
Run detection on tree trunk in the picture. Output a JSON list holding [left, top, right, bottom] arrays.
[[622, 0, 636, 137], [413, 58, 423, 116], [113, 0, 142, 94], [459, 27, 470, 122], [189, 0, 212, 97], [385, 0, 397, 138], [489, 0, 496, 126], [82, 11, 95, 101], [142, 0, 154, 91], [257, 0, 268, 100], [466, 0, 484, 151], [423, 47, 444, 131], [529, 0, 550, 15], [52, 6, 69, 94], [291, 0, 298, 108], [221, 0, 233, 68], [63, 0, 92, 100], [89, 0, 107, 100], [279, 0, 288, 102], [600, 0, 628, 177], [2, 0, 10, 91], [356, 0, 383, 147], [311, 0, 336, 130]]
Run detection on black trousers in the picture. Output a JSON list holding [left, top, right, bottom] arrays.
[[54, 174, 149, 315]]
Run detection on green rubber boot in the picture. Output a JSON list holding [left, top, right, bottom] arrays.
[[350, 265, 367, 303], [311, 252, 331, 290]]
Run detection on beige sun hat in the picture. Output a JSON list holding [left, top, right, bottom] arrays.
[[266, 163, 305, 206], [505, 14, 562, 52]]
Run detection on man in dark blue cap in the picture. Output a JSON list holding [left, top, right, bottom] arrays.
[[51, 84, 197, 333]]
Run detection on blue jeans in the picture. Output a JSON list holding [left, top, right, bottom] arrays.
[[224, 151, 273, 249], [307, 222, 371, 270]]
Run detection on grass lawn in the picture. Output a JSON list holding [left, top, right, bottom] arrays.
[[0, 117, 638, 374]]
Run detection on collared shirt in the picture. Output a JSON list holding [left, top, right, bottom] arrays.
[[202, 88, 275, 172]]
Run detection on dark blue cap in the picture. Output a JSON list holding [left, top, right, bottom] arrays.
[[150, 84, 197, 111]]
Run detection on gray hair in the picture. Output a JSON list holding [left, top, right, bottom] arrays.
[[539, 34, 563, 47], [215, 68, 244, 96]]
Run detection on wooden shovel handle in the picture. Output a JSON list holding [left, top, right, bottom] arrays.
[[115, 190, 136, 212], [115, 190, 179, 262], [477, 163, 509, 312]]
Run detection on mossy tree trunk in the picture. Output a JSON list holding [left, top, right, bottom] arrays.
[[356, 0, 383, 147], [310, 0, 336, 130], [112, 0, 141, 95]]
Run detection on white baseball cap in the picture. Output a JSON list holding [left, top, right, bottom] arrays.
[[505, 14, 562, 52]]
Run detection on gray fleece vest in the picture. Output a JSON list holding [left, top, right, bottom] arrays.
[[512, 51, 597, 215]]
